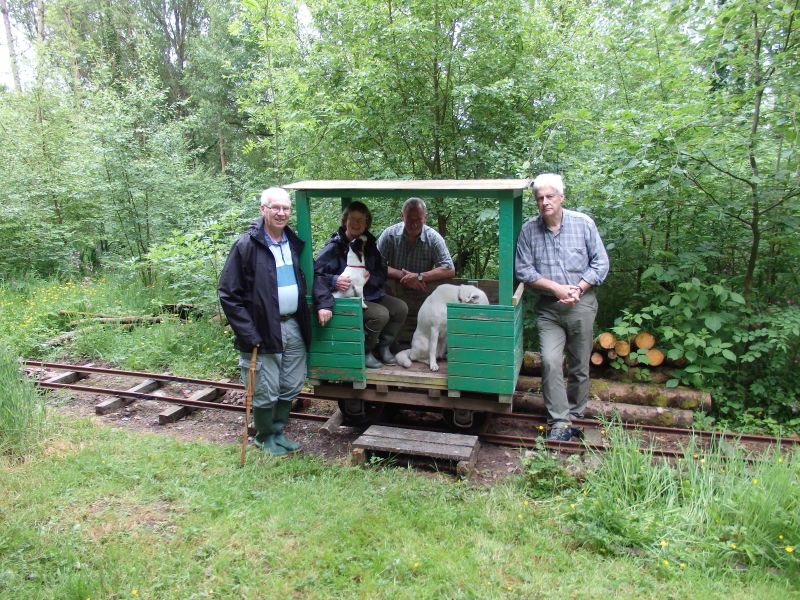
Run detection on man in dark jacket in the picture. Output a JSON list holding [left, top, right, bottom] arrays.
[[218, 187, 312, 456]]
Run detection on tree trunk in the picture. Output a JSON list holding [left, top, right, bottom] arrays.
[[0, 0, 21, 91], [516, 375, 711, 411], [513, 391, 695, 428]]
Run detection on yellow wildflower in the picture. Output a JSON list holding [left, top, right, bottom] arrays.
[[523, 500, 529, 507], [730, 543, 737, 550], [662, 559, 669, 566], [752, 478, 758, 485], [570, 503, 576, 509], [659, 540, 669, 548], [131, 591, 138, 597], [779, 534, 784, 541], [679, 563, 686, 570], [786, 546, 795, 553]]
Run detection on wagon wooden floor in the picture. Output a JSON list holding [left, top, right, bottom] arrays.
[[365, 359, 449, 390]]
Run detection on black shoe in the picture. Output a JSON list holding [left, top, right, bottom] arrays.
[[570, 426, 585, 440], [547, 425, 573, 442]]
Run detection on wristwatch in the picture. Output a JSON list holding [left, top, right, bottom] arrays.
[[416, 272, 424, 282]]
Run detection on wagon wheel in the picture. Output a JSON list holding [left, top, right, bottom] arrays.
[[337, 399, 385, 425], [442, 409, 486, 435]]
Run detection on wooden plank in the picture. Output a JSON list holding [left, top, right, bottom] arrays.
[[44, 371, 82, 384], [449, 318, 514, 337], [447, 362, 516, 380], [448, 306, 515, 320], [313, 384, 513, 414], [447, 347, 515, 365], [307, 353, 364, 369], [353, 436, 474, 461], [284, 179, 532, 194], [448, 375, 515, 395], [308, 340, 362, 354], [448, 334, 515, 351], [309, 366, 365, 381], [96, 379, 160, 415], [311, 317, 364, 342], [158, 386, 225, 424], [366, 425, 478, 447]]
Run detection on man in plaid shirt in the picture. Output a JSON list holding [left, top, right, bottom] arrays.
[[515, 174, 609, 442], [377, 197, 455, 291]]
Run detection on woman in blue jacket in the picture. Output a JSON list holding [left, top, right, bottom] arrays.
[[313, 201, 408, 369]]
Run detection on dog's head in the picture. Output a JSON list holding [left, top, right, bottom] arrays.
[[347, 235, 367, 263], [457, 285, 489, 305]]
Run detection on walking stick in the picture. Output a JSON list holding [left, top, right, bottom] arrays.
[[240, 346, 258, 467]]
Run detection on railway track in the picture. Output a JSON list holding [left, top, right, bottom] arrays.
[[23, 360, 797, 459]]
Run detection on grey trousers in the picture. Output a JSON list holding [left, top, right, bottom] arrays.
[[239, 318, 307, 409], [363, 294, 408, 350], [536, 291, 598, 426]]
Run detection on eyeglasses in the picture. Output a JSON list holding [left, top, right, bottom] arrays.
[[265, 205, 291, 214]]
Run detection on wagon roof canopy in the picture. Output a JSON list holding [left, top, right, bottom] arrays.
[[284, 179, 531, 196]]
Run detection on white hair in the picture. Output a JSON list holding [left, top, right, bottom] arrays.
[[532, 174, 564, 196], [260, 186, 291, 206]]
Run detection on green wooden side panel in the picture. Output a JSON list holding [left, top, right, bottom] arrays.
[[309, 340, 362, 354], [449, 334, 515, 351], [447, 362, 517, 380], [448, 318, 514, 337], [448, 375, 510, 395], [308, 297, 365, 382], [312, 323, 362, 342], [448, 347, 515, 365], [447, 303, 518, 395]]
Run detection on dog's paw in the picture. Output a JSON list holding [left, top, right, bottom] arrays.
[[361, 301, 368, 309], [395, 350, 412, 368], [429, 362, 439, 372]]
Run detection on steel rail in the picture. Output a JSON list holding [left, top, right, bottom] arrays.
[[36, 380, 329, 422], [24, 360, 246, 391], [26, 360, 798, 447]]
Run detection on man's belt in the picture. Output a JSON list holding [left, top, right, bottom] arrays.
[[279, 313, 296, 321]]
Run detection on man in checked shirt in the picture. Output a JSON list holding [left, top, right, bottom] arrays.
[[515, 174, 610, 442]]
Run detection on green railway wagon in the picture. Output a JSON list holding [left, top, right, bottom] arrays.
[[285, 179, 530, 429]]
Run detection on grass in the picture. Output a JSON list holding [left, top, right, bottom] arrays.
[[2, 275, 800, 596], [1, 418, 797, 599], [550, 421, 800, 577], [0, 274, 238, 379], [0, 345, 47, 461]]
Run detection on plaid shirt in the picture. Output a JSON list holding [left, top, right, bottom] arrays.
[[515, 209, 609, 292], [376, 223, 454, 274]]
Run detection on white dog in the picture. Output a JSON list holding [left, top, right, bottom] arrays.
[[333, 235, 368, 309], [396, 284, 489, 372]]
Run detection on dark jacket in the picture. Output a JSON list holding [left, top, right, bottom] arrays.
[[313, 227, 387, 311], [218, 218, 311, 353]]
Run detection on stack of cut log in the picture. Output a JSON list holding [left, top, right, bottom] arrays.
[[519, 341, 709, 427], [592, 331, 665, 369]]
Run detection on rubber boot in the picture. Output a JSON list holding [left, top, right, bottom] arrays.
[[377, 336, 397, 364], [377, 318, 404, 364], [252, 406, 288, 457], [272, 401, 300, 452], [364, 325, 383, 369]]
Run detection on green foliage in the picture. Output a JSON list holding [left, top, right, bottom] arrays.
[[141, 208, 249, 315], [519, 438, 580, 498], [566, 423, 800, 576], [0, 344, 47, 462], [606, 270, 800, 428]]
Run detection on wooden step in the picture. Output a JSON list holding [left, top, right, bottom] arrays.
[[352, 425, 479, 477]]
